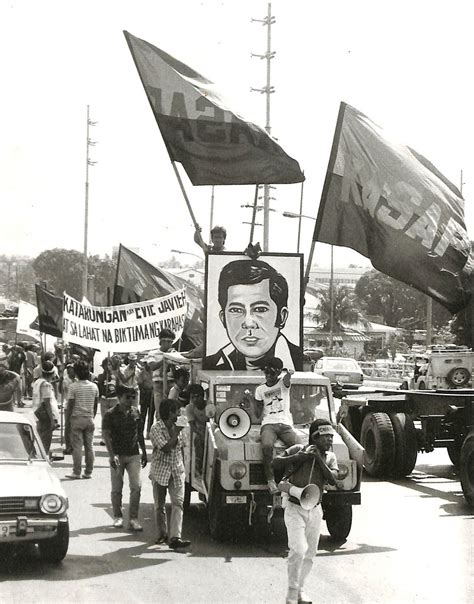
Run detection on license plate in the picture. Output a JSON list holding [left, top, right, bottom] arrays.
[[0, 523, 10, 538], [226, 495, 246, 504]]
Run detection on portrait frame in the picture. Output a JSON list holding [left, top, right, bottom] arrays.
[[203, 252, 304, 371]]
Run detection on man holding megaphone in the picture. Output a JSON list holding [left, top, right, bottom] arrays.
[[273, 418, 339, 604]]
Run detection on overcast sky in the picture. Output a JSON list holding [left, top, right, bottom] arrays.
[[1, 0, 472, 268]]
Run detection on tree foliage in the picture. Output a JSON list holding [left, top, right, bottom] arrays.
[[315, 285, 366, 331], [354, 269, 452, 329], [32, 248, 116, 301]]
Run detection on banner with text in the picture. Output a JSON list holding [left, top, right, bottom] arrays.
[[62, 290, 187, 352]]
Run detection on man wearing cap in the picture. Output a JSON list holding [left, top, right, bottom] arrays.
[[273, 418, 339, 604], [242, 357, 299, 494], [0, 351, 23, 412]]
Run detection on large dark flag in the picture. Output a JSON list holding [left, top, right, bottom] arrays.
[[314, 102, 472, 314], [113, 245, 203, 348], [34, 285, 63, 337], [123, 30, 304, 186]]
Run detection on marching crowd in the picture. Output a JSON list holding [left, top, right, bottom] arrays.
[[0, 318, 340, 603], [0, 328, 194, 550]]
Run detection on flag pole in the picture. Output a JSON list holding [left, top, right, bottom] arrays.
[[304, 102, 347, 293], [171, 161, 206, 249]]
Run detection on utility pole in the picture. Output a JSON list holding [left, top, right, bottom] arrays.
[[83, 105, 98, 299], [251, 2, 275, 252]]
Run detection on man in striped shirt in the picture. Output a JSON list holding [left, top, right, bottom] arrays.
[[65, 360, 99, 479]]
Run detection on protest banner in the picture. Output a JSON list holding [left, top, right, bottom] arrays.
[[62, 289, 187, 353]]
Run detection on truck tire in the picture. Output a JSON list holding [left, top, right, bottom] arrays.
[[460, 431, 474, 506], [208, 486, 248, 542], [324, 505, 352, 540], [417, 381, 426, 390], [38, 520, 69, 563], [389, 413, 418, 477], [447, 439, 462, 467], [360, 412, 395, 477], [447, 367, 470, 388]]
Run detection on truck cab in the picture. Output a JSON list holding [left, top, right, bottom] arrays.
[[184, 369, 363, 541]]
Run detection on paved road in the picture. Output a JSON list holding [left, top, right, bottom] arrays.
[[1, 413, 472, 603]]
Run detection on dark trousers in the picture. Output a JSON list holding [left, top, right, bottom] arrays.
[[139, 388, 154, 435]]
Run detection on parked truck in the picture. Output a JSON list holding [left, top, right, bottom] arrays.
[[337, 387, 474, 506], [183, 369, 364, 542]]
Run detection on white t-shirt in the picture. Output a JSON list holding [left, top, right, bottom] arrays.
[[254, 377, 293, 427]]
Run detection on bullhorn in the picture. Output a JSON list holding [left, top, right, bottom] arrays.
[[289, 484, 321, 510], [218, 407, 251, 440]]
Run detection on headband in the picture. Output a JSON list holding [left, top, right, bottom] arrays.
[[313, 425, 334, 436]]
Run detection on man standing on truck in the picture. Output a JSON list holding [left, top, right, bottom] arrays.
[[243, 357, 299, 494], [273, 418, 339, 604]]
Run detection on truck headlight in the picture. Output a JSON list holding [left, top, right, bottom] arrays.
[[40, 494, 67, 515], [337, 463, 349, 480], [229, 462, 247, 480]]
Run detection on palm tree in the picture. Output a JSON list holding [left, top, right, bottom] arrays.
[[315, 285, 367, 331]]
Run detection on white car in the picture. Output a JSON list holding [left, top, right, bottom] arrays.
[[0, 411, 69, 562]]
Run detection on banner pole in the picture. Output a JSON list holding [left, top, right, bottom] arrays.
[[304, 102, 347, 292], [171, 161, 206, 249]]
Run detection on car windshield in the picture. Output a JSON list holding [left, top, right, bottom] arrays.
[[324, 359, 359, 372], [0, 422, 43, 461], [212, 383, 331, 426]]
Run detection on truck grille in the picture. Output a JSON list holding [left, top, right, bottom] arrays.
[[249, 463, 266, 485], [0, 497, 39, 515]]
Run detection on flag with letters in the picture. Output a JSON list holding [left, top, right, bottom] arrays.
[[313, 102, 472, 313], [113, 245, 203, 348], [123, 30, 304, 186]]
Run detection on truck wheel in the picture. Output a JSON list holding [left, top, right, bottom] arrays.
[[208, 487, 247, 542], [183, 482, 192, 511], [38, 521, 69, 563], [447, 367, 470, 388], [324, 505, 352, 540], [360, 412, 395, 477], [417, 381, 426, 390], [389, 413, 418, 477], [460, 431, 474, 506], [447, 440, 462, 467]]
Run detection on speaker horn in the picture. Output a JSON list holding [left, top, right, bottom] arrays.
[[289, 483, 321, 510], [218, 407, 251, 440]]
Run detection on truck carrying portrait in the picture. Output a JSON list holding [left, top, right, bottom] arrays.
[[203, 253, 304, 371]]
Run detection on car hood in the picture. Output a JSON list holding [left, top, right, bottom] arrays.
[[0, 462, 66, 497]]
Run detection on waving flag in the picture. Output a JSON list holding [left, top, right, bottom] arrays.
[[113, 245, 203, 348], [314, 102, 472, 314], [35, 285, 63, 337], [123, 30, 304, 186]]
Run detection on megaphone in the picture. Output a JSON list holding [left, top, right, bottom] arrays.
[[288, 483, 321, 510], [218, 406, 251, 440]]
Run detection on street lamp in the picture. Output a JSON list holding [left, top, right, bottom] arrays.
[[170, 249, 203, 261]]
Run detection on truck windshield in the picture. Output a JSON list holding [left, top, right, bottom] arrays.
[[0, 423, 43, 461], [213, 383, 331, 425]]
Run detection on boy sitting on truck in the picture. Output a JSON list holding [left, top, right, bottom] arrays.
[[185, 384, 210, 477], [242, 357, 298, 494]]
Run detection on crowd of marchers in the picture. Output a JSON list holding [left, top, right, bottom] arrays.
[[0, 329, 194, 550]]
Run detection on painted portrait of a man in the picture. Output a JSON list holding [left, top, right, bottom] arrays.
[[203, 254, 304, 371]]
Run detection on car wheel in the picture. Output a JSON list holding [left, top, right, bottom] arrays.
[[360, 412, 395, 477], [38, 520, 69, 563]]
